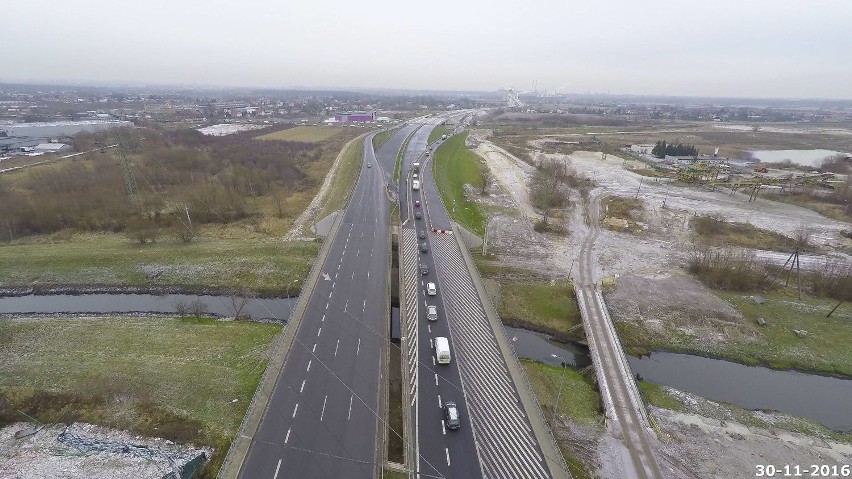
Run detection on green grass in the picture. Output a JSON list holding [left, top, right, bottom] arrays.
[[714, 291, 852, 376], [427, 125, 451, 144], [256, 126, 342, 142], [0, 233, 318, 295], [496, 280, 582, 340], [372, 129, 393, 151], [521, 359, 599, 478], [520, 360, 599, 425], [0, 316, 281, 478], [393, 129, 415, 182], [638, 381, 685, 412], [432, 131, 486, 236], [690, 215, 804, 252], [318, 138, 364, 220]]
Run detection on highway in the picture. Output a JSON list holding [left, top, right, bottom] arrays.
[[239, 131, 396, 479], [402, 115, 561, 479], [399, 118, 484, 479]]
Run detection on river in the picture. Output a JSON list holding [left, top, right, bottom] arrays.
[[506, 326, 852, 432]]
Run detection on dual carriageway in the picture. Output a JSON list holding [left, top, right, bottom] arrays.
[[234, 115, 660, 478]]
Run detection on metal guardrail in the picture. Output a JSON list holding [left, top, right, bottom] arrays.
[[451, 226, 571, 479]]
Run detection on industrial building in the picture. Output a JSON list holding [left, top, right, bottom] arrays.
[[333, 111, 375, 122]]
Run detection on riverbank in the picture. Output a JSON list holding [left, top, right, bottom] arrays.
[[0, 315, 282, 478], [0, 232, 318, 296], [608, 277, 852, 378]]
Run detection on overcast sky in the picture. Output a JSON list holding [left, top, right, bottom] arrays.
[[3, 0, 852, 99]]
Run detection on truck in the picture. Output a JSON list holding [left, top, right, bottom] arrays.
[[412, 162, 420, 173], [435, 337, 451, 364], [412, 179, 420, 191]]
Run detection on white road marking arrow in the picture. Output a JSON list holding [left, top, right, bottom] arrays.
[[322, 273, 331, 281]]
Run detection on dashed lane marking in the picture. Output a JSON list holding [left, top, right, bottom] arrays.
[[300, 380, 306, 393], [292, 403, 299, 418]]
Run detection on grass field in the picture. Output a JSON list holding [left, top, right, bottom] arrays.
[[689, 215, 803, 252], [619, 290, 852, 377], [427, 125, 451, 144], [393, 129, 415, 182], [372, 129, 393, 151], [317, 138, 364, 220], [521, 359, 599, 479], [256, 125, 342, 142], [496, 280, 582, 340], [760, 193, 852, 223], [0, 232, 318, 295], [432, 131, 486, 236], [0, 316, 282, 478]]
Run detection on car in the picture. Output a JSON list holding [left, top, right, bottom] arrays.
[[414, 200, 421, 207], [418, 230, 426, 239], [425, 151, 430, 156], [427, 282, 437, 296], [427, 305, 438, 321], [420, 264, 429, 275], [415, 211, 422, 219], [444, 401, 461, 430], [420, 242, 428, 253], [412, 173, 418, 179], [367, 163, 372, 168]]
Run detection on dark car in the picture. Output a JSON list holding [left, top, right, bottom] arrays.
[[418, 230, 426, 239], [444, 401, 461, 430], [420, 242, 428, 253], [415, 211, 422, 219], [414, 200, 421, 207], [420, 264, 429, 275]]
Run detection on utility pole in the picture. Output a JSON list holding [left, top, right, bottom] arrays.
[[550, 354, 568, 424]]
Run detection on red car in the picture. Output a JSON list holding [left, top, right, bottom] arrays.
[[414, 200, 421, 207]]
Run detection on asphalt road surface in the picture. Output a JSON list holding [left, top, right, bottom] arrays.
[[239, 133, 390, 479]]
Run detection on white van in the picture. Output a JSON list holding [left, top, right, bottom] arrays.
[[412, 180, 420, 191], [426, 282, 436, 296], [435, 337, 451, 364]]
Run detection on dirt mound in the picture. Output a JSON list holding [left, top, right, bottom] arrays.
[[606, 273, 757, 346]]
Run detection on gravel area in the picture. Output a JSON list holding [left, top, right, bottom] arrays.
[[0, 422, 209, 479]]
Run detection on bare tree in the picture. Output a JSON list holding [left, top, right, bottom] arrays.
[[480, 166, 493, 195], [529, 158, 570, 225], [228, 290, 256, 320]]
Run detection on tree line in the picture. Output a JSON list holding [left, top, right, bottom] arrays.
[[0, 125, 330, 242], [651, 140, 698, 159]]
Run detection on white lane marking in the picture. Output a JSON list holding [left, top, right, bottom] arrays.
[[429, 338, 433, 348], [274, 457, 283, 477], [351, 271, 355, 281], [335, 272, 338, 279], [344, 300, 348, 312], [320, 395, 328, 421], [292, 403, 299, 418], [432, 356, 436, 366], [331, 282, 335, 289], [334, 339, 339, 357], [428, 324, 431, 333], [362, 300, 366, 311], [367, 270, 370, 279], [317, 327, 322, 337], [356, 249, 360, 256], [325, 302, 329, 310], [312, 343, 316, 353], [321, 314, 325, 322], [356, 338, 361, 355], [337, 263, 341, 270], [329, 291, 333, 299], [446, 448, 451, 466], [300, 380, 306, 393], [434, 373, 438, 386], [348, 395, 353, 420], [371, 249, 373, 258], [438, 394, 442, 408], [306, 360, 312, 372], [442, 420, 446, 435]]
